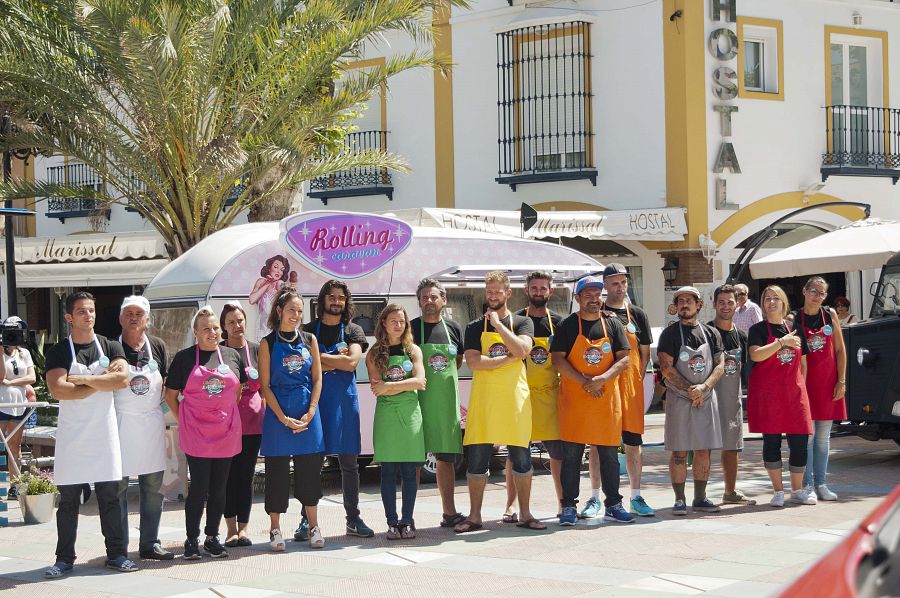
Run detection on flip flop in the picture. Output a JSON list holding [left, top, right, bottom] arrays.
[[501, 512, 518, 523], [453, 519, 484, 534], [516, 518, 547, 531], [440, 512, 466, 528], [223, 538, 240, 548], [236, 537, 253, 547]]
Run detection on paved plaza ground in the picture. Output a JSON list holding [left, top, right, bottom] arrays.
[[0, 414, 897, 597]]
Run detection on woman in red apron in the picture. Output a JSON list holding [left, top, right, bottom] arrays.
[[796, 277, 846, 501], [163, 307, 244, 560], [219, 302, 264, 547], [747, 285, 814, 508]]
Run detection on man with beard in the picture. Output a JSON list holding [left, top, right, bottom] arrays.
[[708, 284, 755, 506], [300, 280, 375, 539], [657, 287, 725, 516], [455, 271, 542, 533], [410, 278, 465, 528]]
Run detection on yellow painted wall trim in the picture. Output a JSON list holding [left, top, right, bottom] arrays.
[[711, 192, 867, 246], [433, 0, 455, 209], [737, 16, 784, 101], [343, 57, 388, 131]]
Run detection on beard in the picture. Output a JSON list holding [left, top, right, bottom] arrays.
[[325, 304, 344, 316], [528, 296, 549, 308], [487, 298, 505, 311]]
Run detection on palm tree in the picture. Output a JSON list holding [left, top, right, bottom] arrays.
[[0, 0, 460, 258]]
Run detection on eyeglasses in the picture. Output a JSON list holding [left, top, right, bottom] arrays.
[[735, 292, 747, 297], [806, 289, 827, 298]]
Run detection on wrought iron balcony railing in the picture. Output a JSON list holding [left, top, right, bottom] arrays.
[[308, 131, 393, 204], [45, 163, 110, 221], [822, 105, 900, 184]]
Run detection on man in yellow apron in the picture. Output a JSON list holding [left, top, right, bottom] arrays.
[[455, 271, 544, 532], [551, 275, 634, 525], [504, 271, 564, 521], [411, 278, 466, 528]]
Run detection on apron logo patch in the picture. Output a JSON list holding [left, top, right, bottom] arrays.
[[776, 347, 795, 364], [724, 356, 738, 376], [583, 346, 603, 365], [282, 354, 306, 373], [129, 375, 151, 396], [529, 346, 549, 365], [428, 353, 449, 373], [385, 365, 406, 382], [203, 376, 225, 395], [808, 333, 826, 352], [687, 355, 707, 374], [488, 343, 509, 358]]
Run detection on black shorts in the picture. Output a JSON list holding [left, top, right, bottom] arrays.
[[434, 452, 461, 464], [540, 439, 564, 460], [0, 411, 26, 421], [622, 431, 643, 447]]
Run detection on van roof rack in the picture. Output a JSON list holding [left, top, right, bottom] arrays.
[[429, 265, 602, 284]]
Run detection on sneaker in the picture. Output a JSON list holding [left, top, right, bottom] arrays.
[[630, 496, 656, 517], [346, 517, 375, 538], [183, 538, 202, 560], [399, 522, 417, 539], [770, 491, 785, 508], [294, 516, 310, 541], [7, 485, 17, 501], [309, 525, 325, 549], [604, 503, 636, 523], [270, 529, 285, 552], [105, 556, 140, 572], [789, 488, 817, 505], [385, 525, 401, 540], [139, 543, 175, 560], [816, 485, 838, 501], [203, 535, 229, 558], [672, 500, 688, 516], [558, 506, 577, 526], [692, 498, 722, 513], [579, 497, 603, 519], [44, 562, 74, 578], [722, 490, 757, 505]]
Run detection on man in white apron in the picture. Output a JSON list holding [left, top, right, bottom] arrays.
[[43, 291, 138, 577], [115, 296, 173, 560]]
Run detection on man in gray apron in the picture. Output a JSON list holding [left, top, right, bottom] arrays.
[[43, 291, 138, 577], [709, 285, 756, 506], [657, 287, 725, 516]]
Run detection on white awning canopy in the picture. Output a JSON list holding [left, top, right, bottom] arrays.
[[11, 259, 170, 288], [383, 207, 687, 242]]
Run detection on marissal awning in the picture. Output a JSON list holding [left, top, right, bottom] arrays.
[[383, 207, 687, 242]]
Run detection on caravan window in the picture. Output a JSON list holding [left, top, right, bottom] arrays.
[[309, 297, 386, 383], [150, 306, 199, 358]]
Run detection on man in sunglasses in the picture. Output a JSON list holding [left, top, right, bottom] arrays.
[[732, 284, 762, 334]]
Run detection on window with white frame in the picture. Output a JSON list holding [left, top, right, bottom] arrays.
[[740, 23, 779, 95], [743, 40, 764, 91]]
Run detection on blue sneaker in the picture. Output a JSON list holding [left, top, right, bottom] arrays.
[[579, 496, 602, 519], [294, 516, 310, 541], [672, 500, 688, 516], [630, 496, 656, 517], [105, 556, 140, 572], [44, 562, 74, 578], [558, 506, 577, 526], [603, 503, 635, 523], [346, 516, 375, 538]]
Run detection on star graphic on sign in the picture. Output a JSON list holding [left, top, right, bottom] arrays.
[[341, 264, 347, 271], [299, 224, 311, 240], [364, 221, 372, 228], [387, 245, 394, 253], [314, 251, 325, 266], [360, 261, 366, 268], [395, 226, 406, 239], [330, 225, 337, 233]]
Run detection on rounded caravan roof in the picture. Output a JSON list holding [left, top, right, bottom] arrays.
[[144, 221, 602, 303]]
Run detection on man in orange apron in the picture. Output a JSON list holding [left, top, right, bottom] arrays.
[[551, 275, 634, 526], [455, 271, 543, 533]]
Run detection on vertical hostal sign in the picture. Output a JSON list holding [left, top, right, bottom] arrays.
[[279, 211, 414, 279]]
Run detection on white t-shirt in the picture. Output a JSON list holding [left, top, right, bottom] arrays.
[[0, 348, 34, 416]]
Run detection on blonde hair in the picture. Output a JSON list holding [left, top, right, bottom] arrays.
[[761, 285, 791, 318], [485, 270, 510, 289], [370, 304, 414, 375], [191, 305, 217, 330]]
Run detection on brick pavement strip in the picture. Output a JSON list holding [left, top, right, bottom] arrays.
[[0, 435, 895, 597]]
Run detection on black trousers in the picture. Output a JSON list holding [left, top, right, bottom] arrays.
[[224, 434, 261, 523], [185, 455, 232, 539], [762, 433, 809, 469], [338, 454, 360, 520], [265, 453, 324, 513], [56, 481, 124, 565], [561, 442, 622, 509]]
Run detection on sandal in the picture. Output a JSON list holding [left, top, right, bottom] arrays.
[[270, 529, 285, 552], [453, 519, 483, 534], [223, 537, 240, 548], [501, 512, 518, 523], [236, 536, 253, 547], [399, 522, 417, 539], [440, 512, 466, 528], [44, 562, 74, 579], [515, 518, 547, 531]]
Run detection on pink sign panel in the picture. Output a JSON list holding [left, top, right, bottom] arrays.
[[279, 211, 413, 279]]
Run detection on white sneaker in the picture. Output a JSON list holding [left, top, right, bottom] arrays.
[[789, 488, 817, 505], [270, 529, 285, 552], [770, 491, 785, 508], [308, 525, 325, 549], [816, 485, 838, 501]]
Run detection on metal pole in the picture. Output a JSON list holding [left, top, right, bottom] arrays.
[[2, 133, 16, 317]]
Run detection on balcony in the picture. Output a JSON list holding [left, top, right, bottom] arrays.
[[308, 131, 393, 204], [821, 105, 900, 184], [45, 163, 110, 221]]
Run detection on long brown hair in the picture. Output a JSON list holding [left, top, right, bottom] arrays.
[[370, 303, 414, 374], [268, 287, 303, 331]]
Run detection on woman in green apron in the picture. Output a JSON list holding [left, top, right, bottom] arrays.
[[365, 304, 426, 540]]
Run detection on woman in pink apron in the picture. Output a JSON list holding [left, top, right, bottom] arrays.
[[219, 302, 264, 547], [163, 307, 244, 560], [747, 285, 815, 508], [795, 277, 846, 501]]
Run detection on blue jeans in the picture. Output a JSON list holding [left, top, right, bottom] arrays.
[[380, 462, 418, 526], [804, 420, 832, 487], [117, 470, 165, 553]]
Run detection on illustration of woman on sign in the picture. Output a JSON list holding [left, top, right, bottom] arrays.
[[249, 255, 294, 341]]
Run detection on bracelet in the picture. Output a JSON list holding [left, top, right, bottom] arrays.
[[777, 338, 784, 348], [838, 380, 846, 384]]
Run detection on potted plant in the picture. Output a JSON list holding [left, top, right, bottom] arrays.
[[11, 467, 58, 524]]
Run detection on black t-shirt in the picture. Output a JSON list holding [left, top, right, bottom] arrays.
[[747, 320, 809, 355], [708, 322, 748, 364], [605, 304, 653, 346], [44, 335, 126, 373], [410, 317, 463, 354], [657, 322, 723, 360], [303, 319, 369, 353], [515, 308, 563, 338], [221, 340, 260, 370], [549, 313, 629, 358], [165, 344, 247, 391], [262, 331, 315, 353], [120, 334, 169, 378], [463, 314, 534, 353]]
